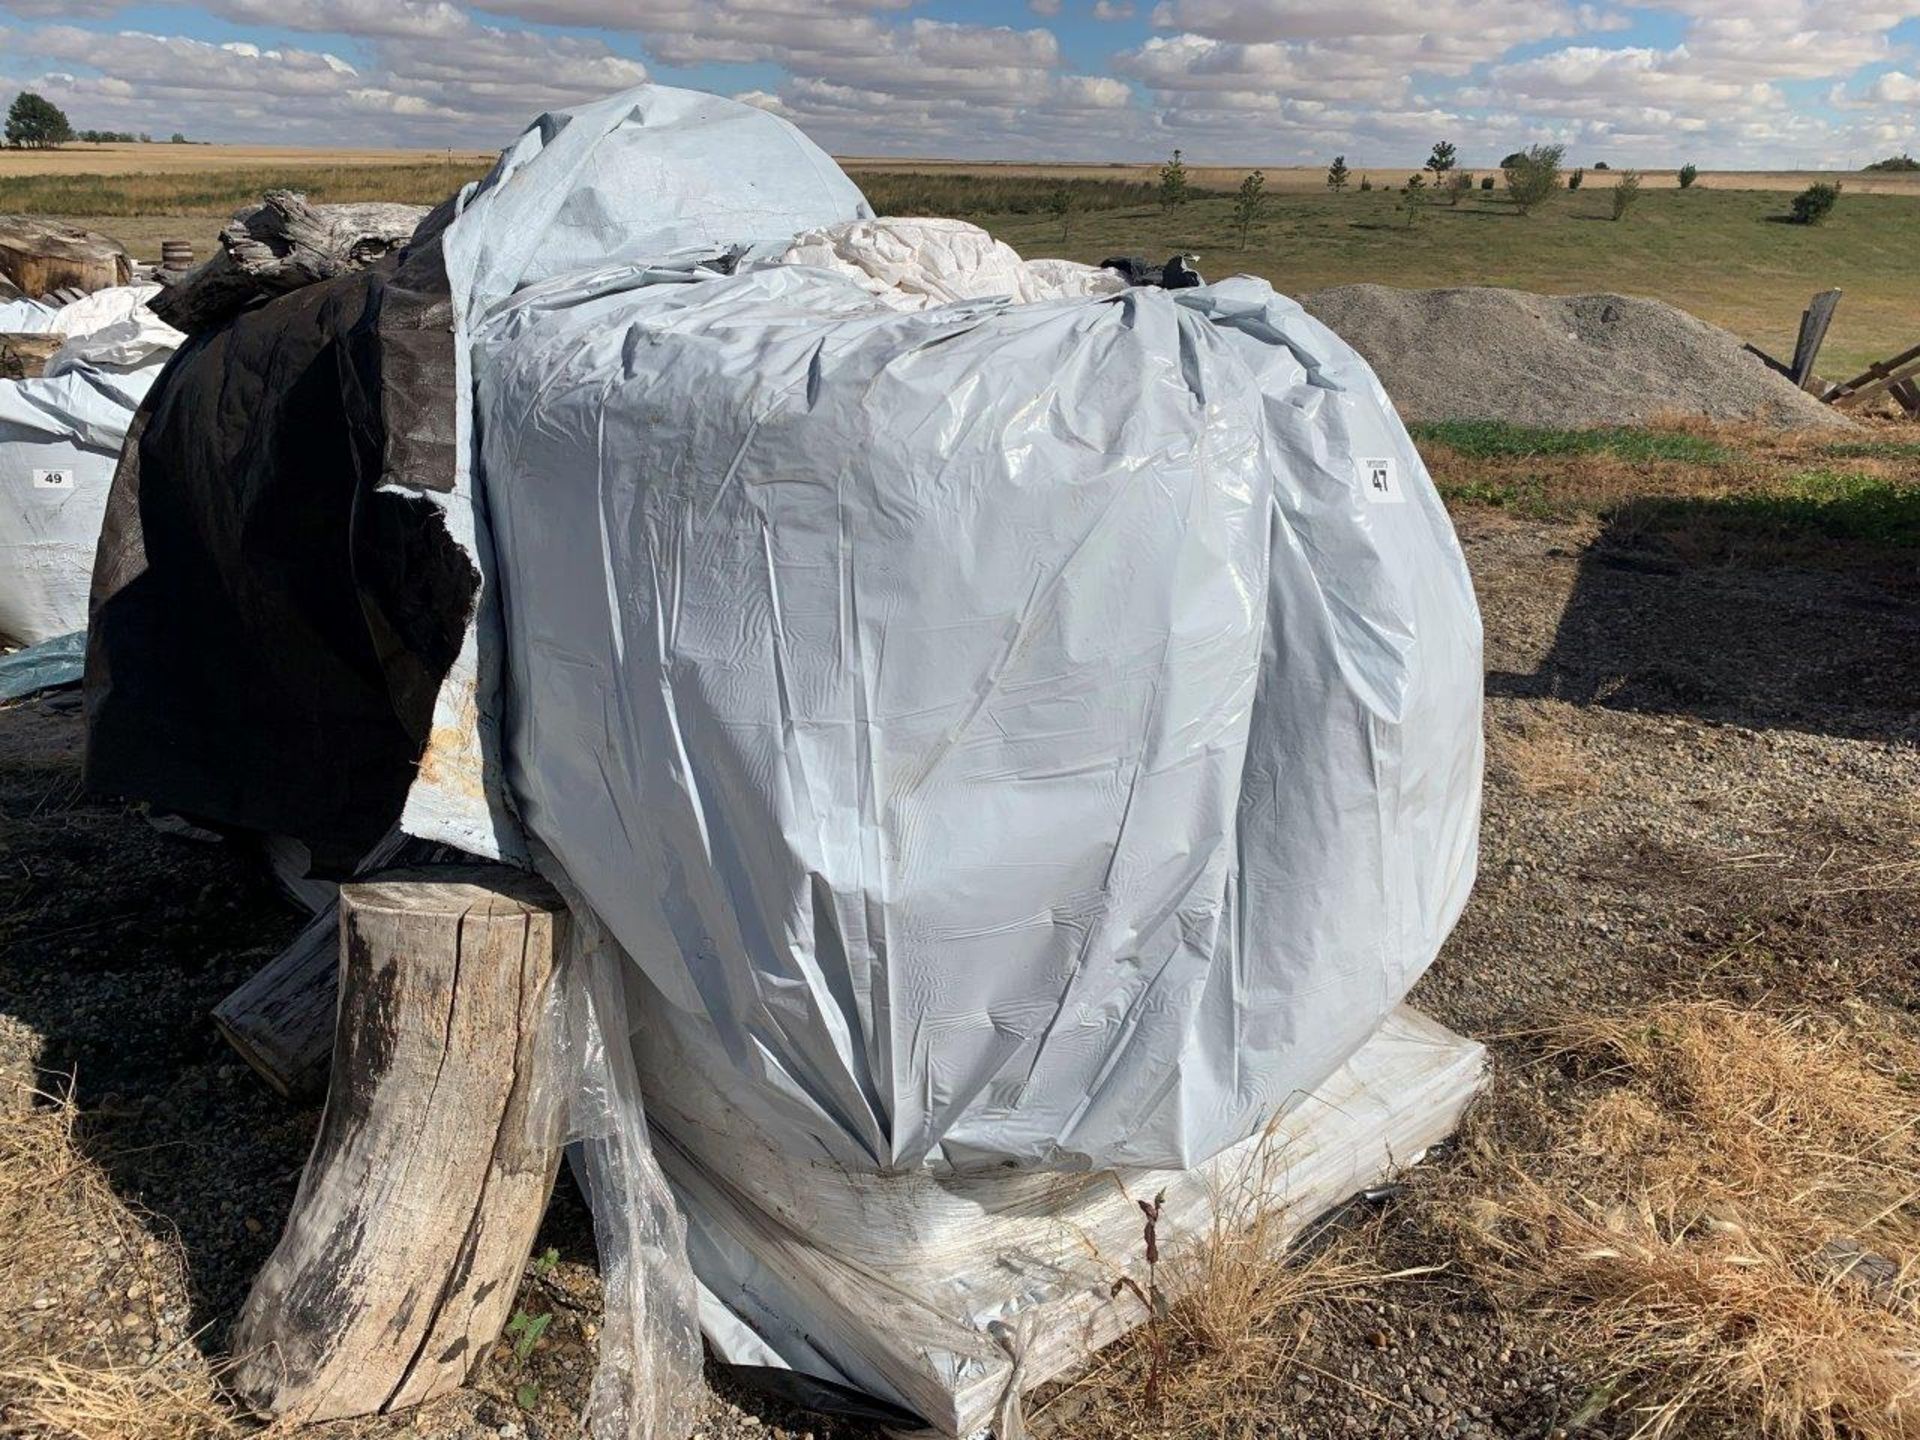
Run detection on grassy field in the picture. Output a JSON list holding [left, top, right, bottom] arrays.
[[841, 158, 1920, 196], [0, 141, 493, 177], [6, 160, 1913, 379], [941, 179, 1918, 379]]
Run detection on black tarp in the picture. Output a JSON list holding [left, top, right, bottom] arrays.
[[84, 228, 473, 867]]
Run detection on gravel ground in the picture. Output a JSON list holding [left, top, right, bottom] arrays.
[[1, 496, 1914, 1439], [1302, 286, 1852, 430]]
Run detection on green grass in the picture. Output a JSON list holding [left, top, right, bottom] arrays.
[[1411, 421, 1730, 464], [12, 166, 1915, 379], [965, 185, 1920, 379], [1816, 439, 1920, 463], [1727, 469, 1920, 546]]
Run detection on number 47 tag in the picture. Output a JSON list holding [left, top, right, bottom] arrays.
[[33, 468, 75, 490], [1357, 457, 1404, 504]]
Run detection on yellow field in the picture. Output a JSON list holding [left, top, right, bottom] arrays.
[[0, 141, 495, 177], [840, 159, 1920, 196], [5, 146, 1914, 196]]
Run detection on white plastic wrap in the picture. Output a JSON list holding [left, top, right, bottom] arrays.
[[544, 880, 704, 1440], [475, 259, 1482, 1176], [768, 217, 1126, 310], [394, 84, 1481, 1425], [0, 360, 165, 646], [0, 284, 182, 645]]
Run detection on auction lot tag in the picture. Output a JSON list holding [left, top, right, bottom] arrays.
[[32, 468, 74, 490], [1358, 457, 1404, 504]]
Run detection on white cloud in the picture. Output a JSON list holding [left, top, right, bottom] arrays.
[[3, 0, 1917, 164]]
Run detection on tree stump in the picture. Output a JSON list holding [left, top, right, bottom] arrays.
[[0, 216, 132, 298], [151, 190, 428, 335], [228, 867, 570, 1422]]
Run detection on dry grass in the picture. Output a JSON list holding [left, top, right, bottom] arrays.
[[1034, 1133, 1420, 1439], [0, 1080, 241, 1440], [1434, 1001, 1920, 1439], [1487, 699, 1607, 800], [0, 142, 492, 179]]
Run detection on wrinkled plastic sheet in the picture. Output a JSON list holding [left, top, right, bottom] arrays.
[[475, 257, 1483, 1177], [0, 355, 168, 646], [0, 630, 84, 700]]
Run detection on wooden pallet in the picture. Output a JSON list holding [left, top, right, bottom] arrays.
[[652, 1006, 1486, 1437]]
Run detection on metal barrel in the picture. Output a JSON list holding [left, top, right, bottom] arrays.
[[160, 239, 194, 271]]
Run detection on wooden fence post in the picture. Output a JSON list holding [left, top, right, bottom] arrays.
[[228, 866, 569, 1423]]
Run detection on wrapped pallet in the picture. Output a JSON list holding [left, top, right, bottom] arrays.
[[0, 285, 182, 644], [86, 86, 1483, 1437]]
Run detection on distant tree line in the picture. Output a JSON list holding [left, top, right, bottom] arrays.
[[4, 90, 186, 149]]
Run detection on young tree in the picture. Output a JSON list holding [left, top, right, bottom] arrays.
[[1677, 162, 1699, 190], [1610, 169, 1642, 221], [5, 91, 74, 149], [1568, 166, 1585, 191], [1505, 143, 1565, 215], [1399, 172, 1428, 228], [1359, 173, 1373, 192], [1047, 183, 1075, 241], [1232, 168, 1268, 248], [1326, 154, 1350, 192], [1158, 148, 1190, 212], [1425, 140, 1457, 176], [1447, 170, 1474, 205]]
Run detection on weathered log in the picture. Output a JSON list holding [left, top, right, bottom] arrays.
[[0, 332, 64, 380], [0, 215, 132, 299], [228, 866, 570, 1423], [212, 905, 338, 1101], [150, 190, 428, 335]]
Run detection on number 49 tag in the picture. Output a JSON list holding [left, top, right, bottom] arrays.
[[1358, 457, 1404, 504], [33, 468, 74, 490]]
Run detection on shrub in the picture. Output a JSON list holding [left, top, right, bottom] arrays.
[[1480, 174, 1496, 190], [1499, 150, 1526, 168], [1158, 148, 1190, 212], [1678, 162, 1699, 190], [1790, 181, 1841, 224], [1610, 169, 1641, 221], [1359, 173, 1372, 191], [1447, 170, 1474, 205], [1232, 169, 1267, 248], [1592, 160, 1611, 170], [1505, 143, 1565, 215], [1326, 153, 1349, 191], [1568, 166, 1584, 191]]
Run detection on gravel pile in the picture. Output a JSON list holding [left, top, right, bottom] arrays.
[[1302, 284, 1848, 430]]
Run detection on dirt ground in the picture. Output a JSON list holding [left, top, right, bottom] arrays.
[[0, 439, 1915, 1438]]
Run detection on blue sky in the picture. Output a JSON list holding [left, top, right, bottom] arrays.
[[2, 0, 1917, 167]]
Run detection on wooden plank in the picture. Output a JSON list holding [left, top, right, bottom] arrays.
[[212, 906, 338, 1101], [1828, 341, 1920, 397], [1832, 352, 1920, 410], [227, 866, 569, 1424], [1789, 288, 1842, 390], [654, 1006, 1486, 1437]]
